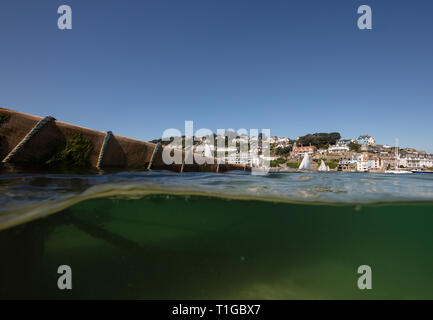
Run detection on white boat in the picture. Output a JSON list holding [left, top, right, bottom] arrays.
[[385, 170, 412, 174], [385, 138, 412, 174], [411, 169, 433, 174], [318, 160, 327, 172], [326, 165, 330, 171], [298, 153, 311, 170]]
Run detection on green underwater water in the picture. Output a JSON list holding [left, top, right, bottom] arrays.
[[1, 194, 433, 299]]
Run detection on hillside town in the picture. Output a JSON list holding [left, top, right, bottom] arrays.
[[150, 131, 433, 172], [265, 134, 433, 172]]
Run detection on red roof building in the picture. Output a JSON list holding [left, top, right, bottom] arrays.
[[290, 142, 317, 157]]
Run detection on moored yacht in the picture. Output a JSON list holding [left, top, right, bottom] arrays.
[[385, 138, 412, 174], [318, 159, 328, 172], [298, 153, 311, 170]]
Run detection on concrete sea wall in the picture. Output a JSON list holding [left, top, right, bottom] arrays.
[[0, 108, 249, 173]]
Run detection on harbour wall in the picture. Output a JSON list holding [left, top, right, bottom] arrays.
[[0, 108, 248, 173]]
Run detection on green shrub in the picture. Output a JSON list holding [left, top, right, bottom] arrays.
[[270, 157, 287, 167], [46, 132, 93, 167], [325, 159, 339, 169], [287, 162, 299, 169]]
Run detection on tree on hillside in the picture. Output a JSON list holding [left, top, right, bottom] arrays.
[[297, 132, 341, 149], [349, 142, 361, 152], [274, 146, 291, 156]]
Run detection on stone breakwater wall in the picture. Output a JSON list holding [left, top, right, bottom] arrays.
[[0, 108, 249, 173]]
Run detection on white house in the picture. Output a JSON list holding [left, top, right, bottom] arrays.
[[357, 153, 369, 172], [338, 139, 355, 145], [356, 153, 381, 171], [357, 135, 376, 146], [328, 143, 349, 153], [399, 153, 433, 168]]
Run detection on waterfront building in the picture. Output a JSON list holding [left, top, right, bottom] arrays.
[[337, 156, 357, 172], [399, 153, 433, 168], [368, 157, 382, 170], [357, 153, 369, 172], [356, 152, 382, 171], [225, 151, 261, 166], [290, 142, 317, 157]]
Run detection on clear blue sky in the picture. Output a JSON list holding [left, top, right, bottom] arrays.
[[1, 0, 432, 151]]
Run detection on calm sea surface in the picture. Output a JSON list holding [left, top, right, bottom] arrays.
[[1, 168, 433, 299]]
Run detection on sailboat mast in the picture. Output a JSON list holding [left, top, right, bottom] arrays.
[[395, 138, 399, 169]]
